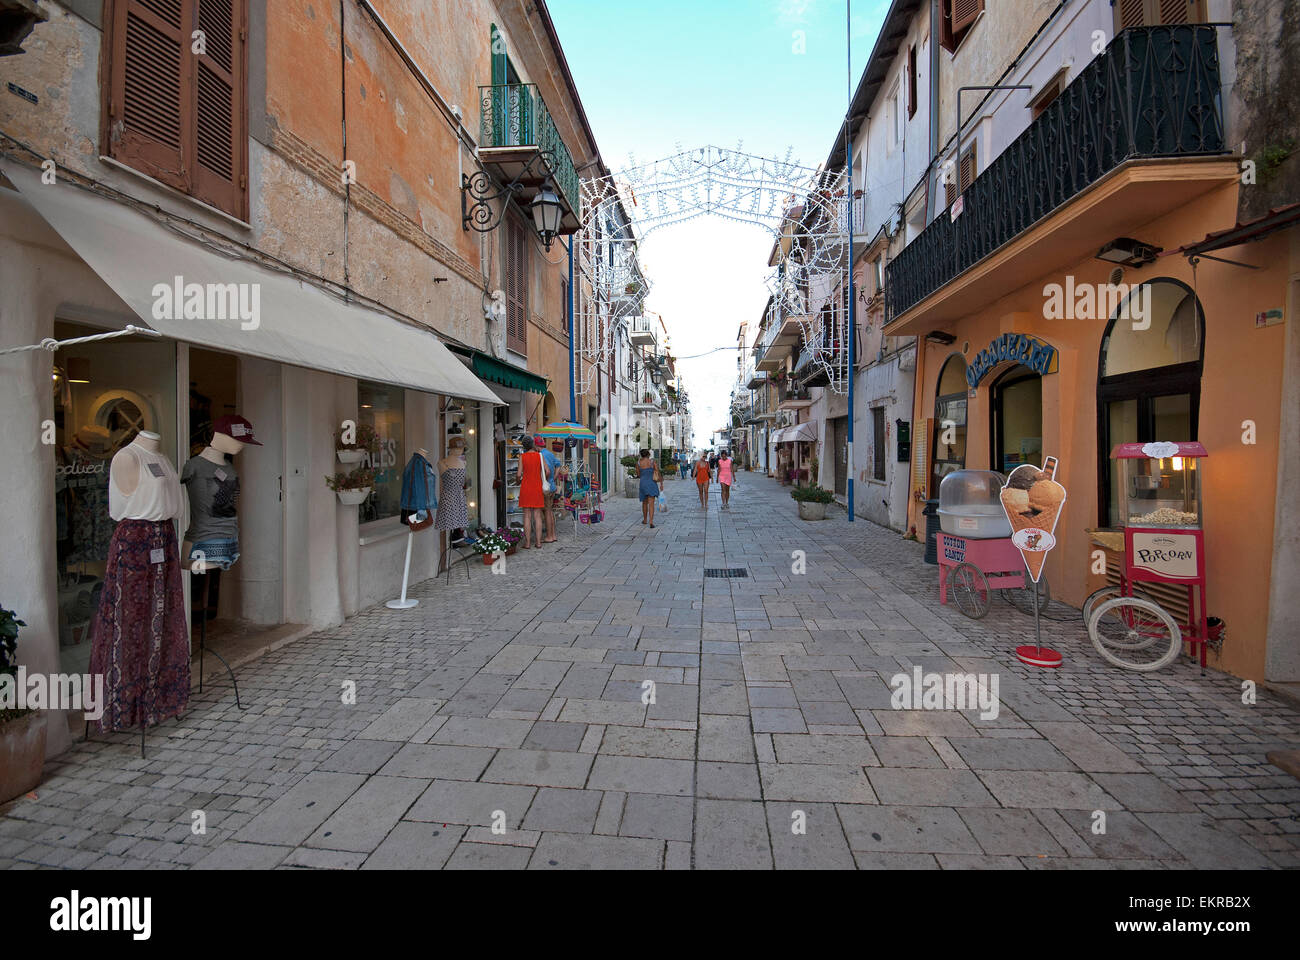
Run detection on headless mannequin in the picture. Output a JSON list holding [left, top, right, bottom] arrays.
[[438, 441, 469, 540], [109, 430, 162, 496], [184, 431, 248, 621]]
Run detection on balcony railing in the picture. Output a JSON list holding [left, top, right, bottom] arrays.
[[479, 83, 580, 214], [885, 25, 1226, 323]]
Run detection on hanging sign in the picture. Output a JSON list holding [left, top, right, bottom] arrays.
[[966, 333, 1058, 388]]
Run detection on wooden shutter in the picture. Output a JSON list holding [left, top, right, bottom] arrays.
[[106, 0, 187, 190], [104, 0, 246, 218], [907, 46, 918, 119], [911, 417, 933, 499], [951, 0, 983, 33], [1115, 0, 1205, 31], [1115, 0, 1148, 30], [505, 217, 528, 355], [959, 143, 977, 191], [191, 0, 247, 218]]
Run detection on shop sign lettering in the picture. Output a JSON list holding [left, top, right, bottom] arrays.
[[1131, 533, 1199, 579], [940, 535, 966, 564], [966, 334, 1058, 389]]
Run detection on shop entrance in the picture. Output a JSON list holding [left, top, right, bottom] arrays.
[[831, 416, 848, 496], [991, 365, 1043, 474]]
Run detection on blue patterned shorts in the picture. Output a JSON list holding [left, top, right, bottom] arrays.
[[188, 538, 240, 571]]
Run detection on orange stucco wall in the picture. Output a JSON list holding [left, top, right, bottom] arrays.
[[908, 180, 1287, 681]]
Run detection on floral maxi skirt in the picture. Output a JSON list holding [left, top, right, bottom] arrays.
[[89, 519, 191, 734]]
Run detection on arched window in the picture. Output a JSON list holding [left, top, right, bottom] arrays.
[[1097, 279, 1204, 526], [932, 354, 968, 495]]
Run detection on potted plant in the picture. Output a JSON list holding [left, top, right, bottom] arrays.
[[326, 466, 376, 505], [472, 530, 511, 564], [625, 281, 641, 296], [620, 454, 640, 499], [791, 484, 834, 521], [497, 527, 521, 556], [0, 605, 45, 805], [334, 423, 381, 465]]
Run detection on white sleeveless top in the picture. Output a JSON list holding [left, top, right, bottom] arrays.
[[108, 442, 183, 522]]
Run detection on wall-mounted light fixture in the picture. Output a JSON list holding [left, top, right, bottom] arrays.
[[1095, 237, 1160, 267], [924, 330, 957, 346]]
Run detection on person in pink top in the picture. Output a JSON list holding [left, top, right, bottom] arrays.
[[717, 451, 736, 510]]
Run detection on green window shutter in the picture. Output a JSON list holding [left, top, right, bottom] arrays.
[[491, 24, 506, 87]]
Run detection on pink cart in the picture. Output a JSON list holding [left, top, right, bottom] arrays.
[[937, 532, 1045, 619]]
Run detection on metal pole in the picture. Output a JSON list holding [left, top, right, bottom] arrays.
[[845, 0, 856, 523], [567, 236, 576, 424]]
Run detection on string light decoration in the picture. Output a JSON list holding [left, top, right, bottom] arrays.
[[573, 144, 851, 395]]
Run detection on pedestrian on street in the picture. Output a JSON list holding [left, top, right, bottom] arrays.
[[540, 442, 561, 544], [694, 452, 712, 509], [518, 436, 546, 549], [718, 450, 735, 510], [638, 448, 661, 528]]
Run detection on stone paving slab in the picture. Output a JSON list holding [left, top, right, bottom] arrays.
[[3, 474, 1298, 870]]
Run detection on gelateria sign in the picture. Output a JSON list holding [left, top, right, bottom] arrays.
[[966, 334, 1058, 388]]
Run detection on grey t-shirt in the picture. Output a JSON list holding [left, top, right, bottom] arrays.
[[181, 455, 240, 544]]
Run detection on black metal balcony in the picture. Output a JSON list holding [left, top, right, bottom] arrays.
[[885, 25, 1226, 324]]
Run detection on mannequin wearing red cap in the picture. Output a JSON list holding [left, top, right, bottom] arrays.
[[182, 415, 260, 621]]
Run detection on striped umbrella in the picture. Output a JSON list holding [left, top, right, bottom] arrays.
[[535, 421, 597, 440]]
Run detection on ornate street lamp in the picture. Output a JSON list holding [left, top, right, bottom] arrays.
[[531, 182, 564, 251]]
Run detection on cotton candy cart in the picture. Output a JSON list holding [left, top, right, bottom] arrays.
[[1083, 442, 1213, 671], [935, 470, 1050, 619]]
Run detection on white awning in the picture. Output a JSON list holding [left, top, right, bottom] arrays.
[[3, 161, 502, 404], [772, 422, 816, 444]]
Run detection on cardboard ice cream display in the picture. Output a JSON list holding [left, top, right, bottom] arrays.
[[999, 457, 1066, 583]]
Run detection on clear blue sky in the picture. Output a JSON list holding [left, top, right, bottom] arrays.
[[548, 0, 889, 442]]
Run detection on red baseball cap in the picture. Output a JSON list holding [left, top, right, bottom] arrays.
[[213, 414, 263, 445]]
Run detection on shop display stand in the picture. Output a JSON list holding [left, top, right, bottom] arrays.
[[191, 569, 247, 709], [1015, 582, 1062, 668], [83, 718, 148, 759], [386, 532, 419, 609]]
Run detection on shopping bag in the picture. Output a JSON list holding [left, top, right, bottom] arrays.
[[657, 492, 667, 512]]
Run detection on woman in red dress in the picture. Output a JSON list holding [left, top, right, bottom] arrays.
[[518, 435, 546, 549]]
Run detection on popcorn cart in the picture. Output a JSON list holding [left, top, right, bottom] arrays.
[[1085, 442, 1210, 671], [936, 470, 1049, 619]]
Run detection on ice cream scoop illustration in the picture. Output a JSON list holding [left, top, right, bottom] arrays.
[[999, 457, 1066, 582]]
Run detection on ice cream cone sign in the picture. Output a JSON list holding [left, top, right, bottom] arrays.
[[999, 457, 1066, 583]]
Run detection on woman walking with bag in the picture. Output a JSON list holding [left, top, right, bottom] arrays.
[[518, 436, 547, 549], [638, 449, 661, 528]]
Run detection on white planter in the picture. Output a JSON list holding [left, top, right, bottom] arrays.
[[336, 487, 371, 505], [797, 501, 827, 521], [337, 449, 365, 464]]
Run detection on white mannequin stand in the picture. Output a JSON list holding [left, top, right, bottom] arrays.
[[387, 447, 430, 610]]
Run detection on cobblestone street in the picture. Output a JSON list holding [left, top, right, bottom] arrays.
[[3, 473, 1298, 870]]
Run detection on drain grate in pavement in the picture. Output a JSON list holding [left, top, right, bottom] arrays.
[[704, 568, 749, 579]]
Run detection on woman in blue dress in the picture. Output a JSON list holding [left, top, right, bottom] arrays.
[[637, 448, 661, 529]]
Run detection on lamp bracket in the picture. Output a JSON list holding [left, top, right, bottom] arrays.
[[461, 150, 560, 235]]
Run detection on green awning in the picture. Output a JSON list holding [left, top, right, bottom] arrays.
[[450, 346, 548, 395]]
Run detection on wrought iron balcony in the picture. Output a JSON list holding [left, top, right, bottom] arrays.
[[479, 83, 580, 216], [885, 25, 1226, 324]]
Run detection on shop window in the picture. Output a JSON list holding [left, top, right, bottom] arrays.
[[357, 381, 404, 523], [53, 321, 177, 674], [103, 0, 249, 220], [1097, 279, 1204, 527], [939, 0, 983, 53], [931, 354, 968, 494]]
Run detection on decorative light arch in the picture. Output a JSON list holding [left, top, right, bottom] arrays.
[[573, 144, 850, 395]]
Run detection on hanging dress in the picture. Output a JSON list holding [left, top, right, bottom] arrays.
[[89, 442, 189, 734], [518, 450, 545, 509]]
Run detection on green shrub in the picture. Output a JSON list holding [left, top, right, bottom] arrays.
[[790, 484, 834, 504]]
